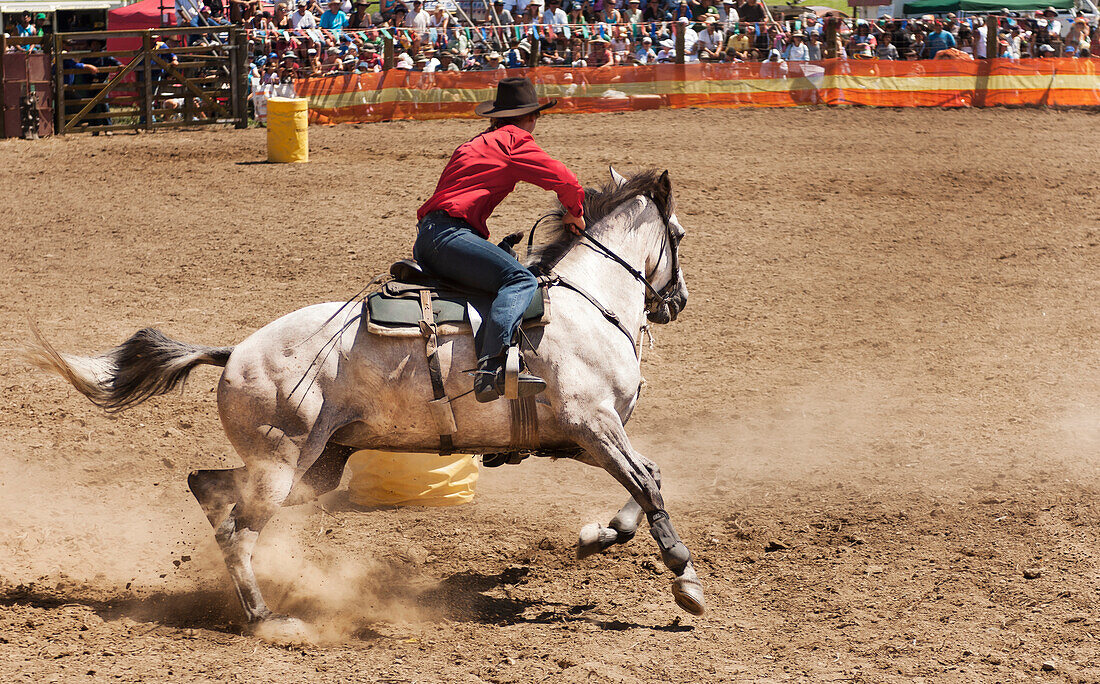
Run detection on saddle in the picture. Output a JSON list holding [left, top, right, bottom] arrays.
[[363, 258, 551, 459], [364, 260, 551, 338]]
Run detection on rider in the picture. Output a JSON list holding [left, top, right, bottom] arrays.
[[415, 77, 586, 403]]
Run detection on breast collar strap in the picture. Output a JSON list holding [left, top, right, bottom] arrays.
[[543, 273, 640, 357]]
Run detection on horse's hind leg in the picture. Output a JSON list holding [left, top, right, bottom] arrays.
[[283, 442, 355, 506], [212, 460, 296, 625], [188, 467, 245, 527]]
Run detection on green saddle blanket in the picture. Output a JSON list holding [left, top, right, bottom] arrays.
[[366, 286, 546, 331]]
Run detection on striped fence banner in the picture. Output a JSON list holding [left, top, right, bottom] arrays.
[[293, 59, 1100, 125]]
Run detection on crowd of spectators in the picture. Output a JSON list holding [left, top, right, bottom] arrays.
[[239, 0, 1098, 80]]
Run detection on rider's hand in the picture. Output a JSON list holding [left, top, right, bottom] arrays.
[[564, 212, 585, 236]]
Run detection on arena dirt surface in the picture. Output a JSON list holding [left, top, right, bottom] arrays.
[[1, 107, 1099, 683]]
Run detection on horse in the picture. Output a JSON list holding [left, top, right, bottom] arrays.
[[23, 167, 701, 640]]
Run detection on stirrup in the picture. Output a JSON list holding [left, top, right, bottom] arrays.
[[504, 347, 521, 399]]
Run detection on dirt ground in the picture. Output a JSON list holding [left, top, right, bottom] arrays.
[[1, 107, 1099, 683]]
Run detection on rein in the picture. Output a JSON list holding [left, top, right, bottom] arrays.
[[528, 200, 681, 318], [524, 200, 681, 356]]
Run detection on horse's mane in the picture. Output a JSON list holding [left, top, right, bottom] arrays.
[[525, 168, 674, 272]]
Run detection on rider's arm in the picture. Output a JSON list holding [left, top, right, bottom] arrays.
[[507, 132, 585, 219]]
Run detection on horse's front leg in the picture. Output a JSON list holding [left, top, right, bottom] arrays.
[[567, 408, 705, 615], [577, 497, 644, 559]]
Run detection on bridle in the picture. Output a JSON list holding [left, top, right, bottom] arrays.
[[574, 210, 682, 319], [527, 194, 683, 350]]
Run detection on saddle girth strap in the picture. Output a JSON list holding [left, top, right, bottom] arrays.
[[509, 396, 540, 450], [418, 290, 456, 455]]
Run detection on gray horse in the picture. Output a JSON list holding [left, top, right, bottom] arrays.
[[24, 167, 702, 641]]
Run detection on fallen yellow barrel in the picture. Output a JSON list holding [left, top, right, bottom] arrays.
[[347, 451, 478, 507], [266, 97, 309, 163]]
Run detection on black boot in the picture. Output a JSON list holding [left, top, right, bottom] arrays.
[[473, 354, 547, 403]]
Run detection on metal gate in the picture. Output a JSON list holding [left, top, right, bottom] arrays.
[[51, 26, 248, 135]]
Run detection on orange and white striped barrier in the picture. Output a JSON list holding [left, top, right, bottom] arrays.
[[292, 58, 1100, 124]]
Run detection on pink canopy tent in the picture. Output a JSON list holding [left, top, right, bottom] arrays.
[[106, 0, 173, 52]]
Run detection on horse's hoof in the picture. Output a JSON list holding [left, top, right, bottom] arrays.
[[672, 576, 706, 616], [251, 615, 315, 645], [577, 523, 618, 560]]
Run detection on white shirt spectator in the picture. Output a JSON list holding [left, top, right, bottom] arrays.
[[428, 11, 450, 29], [635, 44, 656, 63], [680, 24, 699, 62], [541, 6, 567, 25], [974, 24, 987, 58], [289, 9, 317, 28], [785, 41, 810, 61], [405, 8, 430, 32], [695, 26, 724, 56], [503, 0, 529, 15], [718, 4, 738, 31]]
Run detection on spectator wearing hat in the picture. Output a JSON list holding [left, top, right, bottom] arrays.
[[320, 0, 349, 29], [847, 21, 877, 55], [1042, 7, 1062, 36], [428, 3, 452, 32], [482, 51, 505, 70], [695, 16, 725, 61], [198, 4, 231, 26], [438, 49, 461, 72], [677, 16, 700, 61], [347, 1, 371, 28], [1066, 17, 1091, 51], [807, 31, 823, 60], [718, 0, 737, 31], [622, 0, 643, 24], [492, 0, 515, 25], [32, 12, 51, 38], [760, 48, 787, 77], [289, 0, 318, 28], [305, 47, 323, 75], [635, 35, 657, 64], [1037, 42, 1056, 57], [784, 31, 810, 61], [587, 36, 613, 66]]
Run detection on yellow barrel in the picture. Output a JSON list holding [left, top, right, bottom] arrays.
[[347, 451, 478, 507], [266, 97, 309, 163]]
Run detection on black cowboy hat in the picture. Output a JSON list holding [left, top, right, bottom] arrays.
[[474, 77, 556, 118]]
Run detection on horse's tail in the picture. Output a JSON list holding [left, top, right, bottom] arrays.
[[21, 323, 233, 413]]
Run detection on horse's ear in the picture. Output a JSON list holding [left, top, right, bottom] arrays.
[[656, 170, 672, 202], [609, 165, 627, 188]]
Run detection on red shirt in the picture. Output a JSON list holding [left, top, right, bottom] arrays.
[[418, 124, 585, 239]]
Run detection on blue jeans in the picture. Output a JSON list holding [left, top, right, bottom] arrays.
[[414, 211, 537, 362]]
